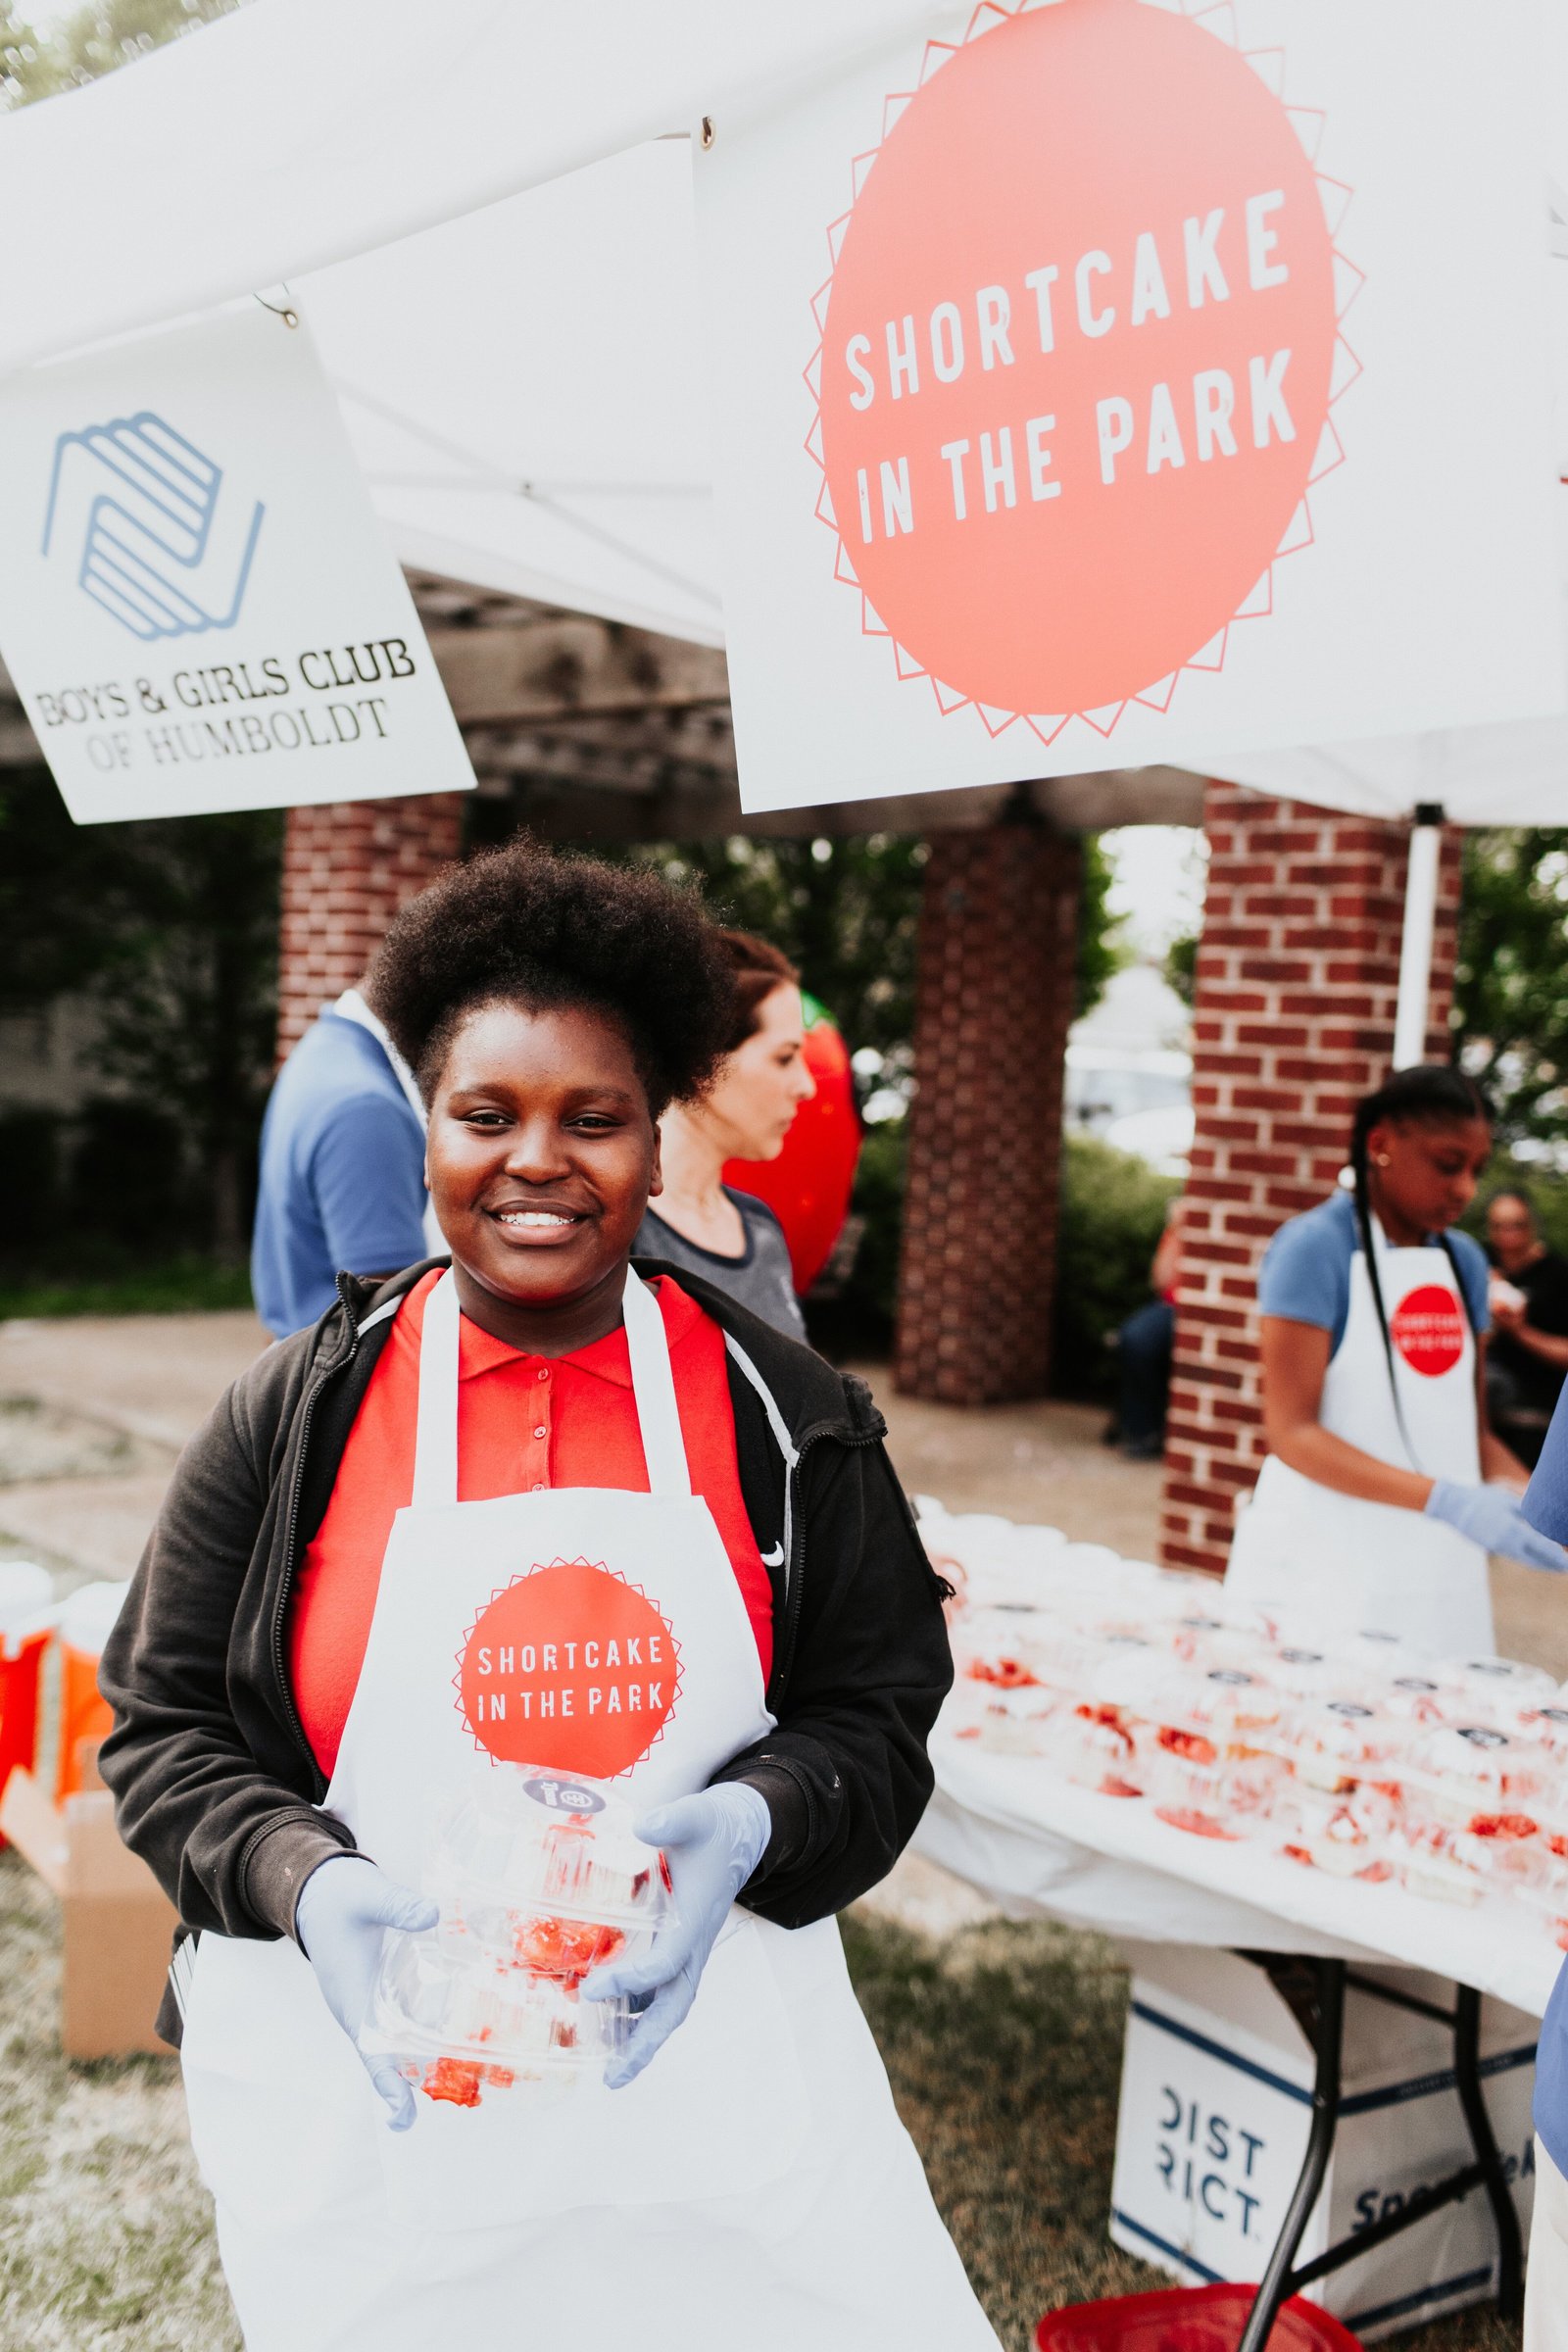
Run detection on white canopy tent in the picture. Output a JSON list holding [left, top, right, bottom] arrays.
[[3, 0, 1568, 1046], [3, 0, 1564, 712]]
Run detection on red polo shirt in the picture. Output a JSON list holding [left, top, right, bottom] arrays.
[[288, 1271, 773, 1777]]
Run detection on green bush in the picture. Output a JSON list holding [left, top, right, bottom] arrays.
[[0, 1109, 65, 1250], [808, 1121, 1179, 1390], [1053, 1133, 1181, 1398], [805, 1117, 907, 1360]]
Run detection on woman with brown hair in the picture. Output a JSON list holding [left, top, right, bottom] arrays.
[[636, 927, 816, 1338]]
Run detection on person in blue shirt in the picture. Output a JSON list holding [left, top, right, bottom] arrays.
[[1521, 1399, 1568, 2349], [251, 981, 439, 1339], [1227, 1065, 1564, 1656]]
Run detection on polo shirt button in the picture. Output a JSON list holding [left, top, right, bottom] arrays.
[[537, 1368, 550, 1382], [531, 1481, 546, 1493], [533, 1426, 547, 1441]]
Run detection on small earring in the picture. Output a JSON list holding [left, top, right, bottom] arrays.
[[1375, 1154, 1391, 1167]]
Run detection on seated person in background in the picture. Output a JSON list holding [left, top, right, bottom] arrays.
[[251, 973, 439, 1340], [1485, 1190, 1568, 1471], [1112, 1197, 1186, 1461]]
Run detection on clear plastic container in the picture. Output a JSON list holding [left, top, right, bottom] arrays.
[[1451, 1656, 1559, 1726], [1049, 1703, 1146, 1797], [963, 1690, 1060, 1757], [1517, 1704, 1568, 1765], [1392, 1815, 1485, 1907], [362, 1766, 671, 2105], [1382, 1672, 1450, 1727], [1161, 1597, 1276, 1665], [1143, 1745, 1283, 1833], [1272, 1784, 1397, 1880], [1264, 1644, 1342, 1699], [1399, 1723, 1554, 1833], [1272, 1698, 1401, 1793]]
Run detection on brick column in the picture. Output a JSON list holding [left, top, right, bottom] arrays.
[[275, 795, 466, 1058], [894, 824, 1080, 1403], [1159, 783, 1463, 1575]]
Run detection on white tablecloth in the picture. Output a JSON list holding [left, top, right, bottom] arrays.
[[917, 1721, 1566, 2019]]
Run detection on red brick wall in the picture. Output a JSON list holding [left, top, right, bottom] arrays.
[[895, 825, 1081, 1403], [275, 795, 466, 1058], [1159, 782, 1463, 1575]]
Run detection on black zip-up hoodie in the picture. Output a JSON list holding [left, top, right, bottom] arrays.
[[99, 1259, 954, 2045]]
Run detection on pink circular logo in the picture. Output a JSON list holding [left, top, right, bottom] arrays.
[[813, 0, 1347, 733]]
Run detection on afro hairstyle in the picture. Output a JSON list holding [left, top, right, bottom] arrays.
[[366, 842, 739, 1117]]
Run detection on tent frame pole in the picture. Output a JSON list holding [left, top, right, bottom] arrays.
[[1392, 802, 1446, 1071]]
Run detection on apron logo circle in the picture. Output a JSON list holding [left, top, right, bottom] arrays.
[[1389, 1283, 1465, 1378], [458, 1558, 681, 1777]]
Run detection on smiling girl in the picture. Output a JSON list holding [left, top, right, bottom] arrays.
[[98, 844, 1000, 2352], [1225, 1064, 1565, 1653]]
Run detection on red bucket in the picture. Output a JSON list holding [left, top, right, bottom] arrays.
[[0, 1627, 49, 1838], [1036, 2284, 1363, 2352]]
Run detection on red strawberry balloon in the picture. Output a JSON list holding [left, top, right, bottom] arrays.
[[724, 995, 860, 1296]]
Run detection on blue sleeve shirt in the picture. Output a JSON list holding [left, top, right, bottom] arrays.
[[1258, 1186, 1490, 1356], [251, 1012, 430, 1338]]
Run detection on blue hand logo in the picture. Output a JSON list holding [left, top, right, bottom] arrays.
[[40, 412, 265, 642]]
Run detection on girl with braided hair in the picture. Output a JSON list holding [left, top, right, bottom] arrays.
[[1226, 1064, 1565, 1655]]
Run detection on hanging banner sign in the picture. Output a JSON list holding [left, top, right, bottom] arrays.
[[0, 304, 475, 823], [696, 0, 1565, 814]]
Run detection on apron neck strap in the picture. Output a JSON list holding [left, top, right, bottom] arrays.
[[411, 1267, 693, 1508], [412, 1270, 462, 1507], [621, 1268, 693, 1499]]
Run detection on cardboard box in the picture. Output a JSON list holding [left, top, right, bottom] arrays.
[[1, 1765, 175, 2058], [1109, 1943, 1538, 2341]]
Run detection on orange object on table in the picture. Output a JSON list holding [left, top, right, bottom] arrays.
[[58, 1642, 114, 1799], [1036, 2284, 1363, 2352], [55, 1582, 128, 1799]]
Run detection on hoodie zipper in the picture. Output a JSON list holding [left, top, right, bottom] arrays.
[[767, 1421, 883, 1711], [269, 1278, 367, 1802]]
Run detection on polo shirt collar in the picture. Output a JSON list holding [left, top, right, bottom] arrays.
[[456, 1273, 699, 1388]]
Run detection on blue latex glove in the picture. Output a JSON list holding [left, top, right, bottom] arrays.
[[294, 1855, 438, 2132], [1426, 1479, 1568, 1573], [581, 1782, 771, 2089]]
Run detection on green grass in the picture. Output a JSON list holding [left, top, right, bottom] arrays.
[[842, 1909, 1524, 2352], [0, 1261, 255, 1322], [0, 1862, 1530, 2348], [0, 1853, 239, 2352]]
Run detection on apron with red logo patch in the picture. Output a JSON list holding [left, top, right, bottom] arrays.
[[1227, 1227, 1494, 1657], [175, 1269, 1001, 2351]]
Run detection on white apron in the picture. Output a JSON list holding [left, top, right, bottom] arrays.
[[177, 1269, 1001, 2352], [1227, 1221, 1494, 1658]]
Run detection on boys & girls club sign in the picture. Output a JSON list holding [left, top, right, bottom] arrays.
[[0, 305, 474, 823], [697, 0, 1565, 814]]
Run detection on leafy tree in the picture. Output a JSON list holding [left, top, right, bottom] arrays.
[[0, 765, 280, 1261], [2, 0, 245, 111], [1163, 928, 1198, 1006], [1451, 829, 1568, 1149], [1054, 1131, 1181, 1396], [610, 826, 1118, 1082], [613, 835, 927, 1072], [1075, 832, 1121, 1018]]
